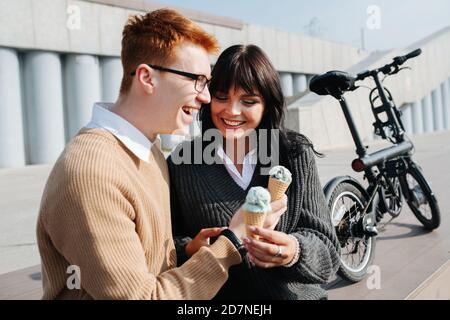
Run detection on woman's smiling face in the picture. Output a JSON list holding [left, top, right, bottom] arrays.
[[210, 86, 265, 141]]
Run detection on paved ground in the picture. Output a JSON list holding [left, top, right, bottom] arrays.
[[0, 131, 449, 299], [0, 165, 50, 274]]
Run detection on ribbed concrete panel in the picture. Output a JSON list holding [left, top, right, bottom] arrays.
[[101, 57, 122, 102], [98, 5, 128, 56], [276, 31, 290, 71], [245, 24, 264, 50], [441, 79, 450, 130], [401, 104, 413, 134], [32, 0, 69, 52], [431, 86, 444, 131], [280, 73, 293, 97], [306, 75, 315, 89], [288, 33, 302, 71], [213, 25, 236, 54], [0, 48, 26, 168], [411, 101, 423, 135], [67, 1, 100, 54], [448, 78, 450, 128], [293, 74, 307, 94], [23, 52, 65, 164], [300, 35, 314, 74], [311, 38, 324, 73], [421, 94, 434, 133], [65, 55, 101, 139], [262, 26, 279, 68]]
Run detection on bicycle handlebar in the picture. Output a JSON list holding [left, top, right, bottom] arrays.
[[405, 48, 422, 59], [393, 48, 422, 66], [356, 70, 371, 81], [356, 48, 422, 81]]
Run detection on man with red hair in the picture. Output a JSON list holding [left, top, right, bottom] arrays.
[[36, 9, 286, 300]]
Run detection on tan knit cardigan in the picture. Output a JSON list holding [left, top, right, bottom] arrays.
[[36, 128, 241, 299]]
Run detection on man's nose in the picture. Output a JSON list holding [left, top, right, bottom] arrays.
[[196, 86, 211, 104]]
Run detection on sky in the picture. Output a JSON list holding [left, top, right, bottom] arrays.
[[153, 0, 450, 52]]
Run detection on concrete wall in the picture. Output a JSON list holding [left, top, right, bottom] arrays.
[[0, 0, 367, 73]]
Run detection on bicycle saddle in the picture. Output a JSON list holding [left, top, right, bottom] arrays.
[[309, 71, 356, 96]]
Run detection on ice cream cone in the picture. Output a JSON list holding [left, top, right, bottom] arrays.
[[268, 177, 290, 201], [244, 210, 266, 240], [242, 187, 271, 240]]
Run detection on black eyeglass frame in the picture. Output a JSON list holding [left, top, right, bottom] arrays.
[[130, 64, 211, 93]]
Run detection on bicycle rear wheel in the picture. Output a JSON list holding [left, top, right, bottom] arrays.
[[328, 182, 376, 282], [400, 163, 440, 230]]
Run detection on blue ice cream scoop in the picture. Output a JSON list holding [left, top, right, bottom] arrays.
[[243, 187, 271, 213], [269, 165, 292, 184]]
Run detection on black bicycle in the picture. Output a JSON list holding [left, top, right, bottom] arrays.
[[309, 48, 441, 282]]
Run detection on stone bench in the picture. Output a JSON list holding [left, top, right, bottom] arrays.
[[0, 265, 42, 300]]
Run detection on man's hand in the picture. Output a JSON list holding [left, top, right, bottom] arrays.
[[185, 227, 226, 257]]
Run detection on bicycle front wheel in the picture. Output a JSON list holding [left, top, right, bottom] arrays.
[[400, 163, 440, 230]]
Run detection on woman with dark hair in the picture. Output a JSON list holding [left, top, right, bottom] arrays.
[[167, 44, 340, 300]]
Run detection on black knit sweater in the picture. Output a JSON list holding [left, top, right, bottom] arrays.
[[167, 131, 341, 300]]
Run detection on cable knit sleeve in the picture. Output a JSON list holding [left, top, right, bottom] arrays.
[[282, 147, 341, 284]]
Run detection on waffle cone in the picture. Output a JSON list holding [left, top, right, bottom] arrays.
[[244, 210, 266, 240], [268, 177, 290, 201]]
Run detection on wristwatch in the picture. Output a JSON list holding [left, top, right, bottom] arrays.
[[219, 228, 247, 259]]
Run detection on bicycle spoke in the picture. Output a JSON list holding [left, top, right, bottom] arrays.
[[333, 191, 374, 273], [406, 173, 434, 221]]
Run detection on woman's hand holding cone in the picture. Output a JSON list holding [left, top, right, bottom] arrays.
[[263, 194, 288, 230]]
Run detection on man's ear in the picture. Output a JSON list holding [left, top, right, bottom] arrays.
[[136, 64, 156, 94]]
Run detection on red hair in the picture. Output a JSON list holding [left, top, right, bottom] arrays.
[[119, 8, 219, 95]]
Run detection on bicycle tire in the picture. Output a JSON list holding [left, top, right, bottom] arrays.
[[400, 163, 441, 230], [328, 182, 377, 282]]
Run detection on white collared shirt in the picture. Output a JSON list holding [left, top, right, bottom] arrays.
[[85, 102, 160, 163], [216, 146, 257, 190]]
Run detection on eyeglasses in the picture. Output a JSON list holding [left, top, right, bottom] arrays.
[[130, 64, 211, 93]]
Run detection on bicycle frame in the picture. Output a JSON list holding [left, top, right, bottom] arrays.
[[336, 69, 414, 176], [334, 70, 416, 223]]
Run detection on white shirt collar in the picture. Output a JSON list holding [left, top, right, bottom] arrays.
[[86, 102, 160, 163], [216, 145, 257, 190]]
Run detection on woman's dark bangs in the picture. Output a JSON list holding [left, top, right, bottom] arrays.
[[211, 58, 259, 96]]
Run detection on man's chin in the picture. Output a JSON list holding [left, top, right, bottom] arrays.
[[168, 125, 190, 137]]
